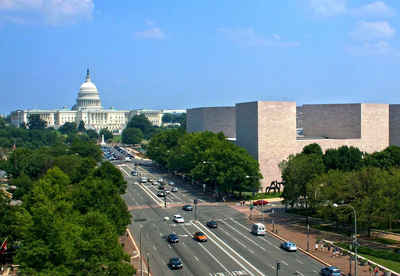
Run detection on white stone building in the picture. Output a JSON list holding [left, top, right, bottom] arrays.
[[11, 69, 130, 133]]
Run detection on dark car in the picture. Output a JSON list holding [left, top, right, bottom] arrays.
[[158, 185, 165, 190], [157, 191, 166, 197], [182, 205, 193, 211], [167, 234, 179, 243], [320, 266, 341, 276], [168, 257, 183, 269], [206, 221, 218, 228]]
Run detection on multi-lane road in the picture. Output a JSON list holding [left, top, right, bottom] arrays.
[[118, 159, 325, 276]]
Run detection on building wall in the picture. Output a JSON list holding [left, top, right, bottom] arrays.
[[390, 105, 400, 146], [187, 107, 236, 138], [235, 102, 259, 161], [256, 102, 297, 189], [302, 104, 362, 139]]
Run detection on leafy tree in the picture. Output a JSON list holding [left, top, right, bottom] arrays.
[[127, 114, 153, 138], [302, 143, 323, 155], [86, 129, 99, 140], [162, 113, 173, 123], [78, 120, 86, 132], [282, 153, 325, 208], [121, 128, 143, 145], [59, 122, 77, 135], [0, 117, 6, 129], [99, 128, 113, 142], [323, 146, 363, 172], [27, 114, 47, 130], [70, 138, 102, 162], [92, 162, 127, 194]]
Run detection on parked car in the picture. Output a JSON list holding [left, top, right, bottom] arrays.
[[320, 266, 341, 276], [206, 221, 218, 228], [173, 215, 184, 223], [167, 234, 179, 243], [253, 199, 269, 206], [171, 187, 178, 192], [193, 232, 207, 242], [168, 257, 183, 269], [280, 241, 297, 252], [182, 205, 193, 211]]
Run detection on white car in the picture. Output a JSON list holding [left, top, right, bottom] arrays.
[[172, 187, 178, 192], [169, 181, 175, 186], [173, 215, 184, 223]]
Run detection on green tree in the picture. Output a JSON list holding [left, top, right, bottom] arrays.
[[78, 120, 86, 132], [302, 143, 323, 155], [86, 129, 99, 140], [121, 128, 143, 145], [127, 114, 153, 138], [27, 114, 47, 130], [323, 146, 364, 172], [99, 128, 113, 142], [59, 122, 77, 135], [282, 153, 325, 208], [162, 113, 173, 123]]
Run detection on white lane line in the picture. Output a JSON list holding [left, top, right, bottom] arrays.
[[194, 256, 200, 262], [119, 166, 130, 177], [220, 220, 266, 251], [192, 221, 264, 276], [296, 258, 304, 265], [281, 260, 288, 266], [152, 245, 156, 251], [296, 271, 305, 276], [313, 270, 318, 274], [199, 243, 230, 274], [136, 182, 163, 207]]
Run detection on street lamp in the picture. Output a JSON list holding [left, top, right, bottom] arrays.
[[333, 203, 358, 276]]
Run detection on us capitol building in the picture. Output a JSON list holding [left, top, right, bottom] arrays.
[[11, 69, 185, 133]]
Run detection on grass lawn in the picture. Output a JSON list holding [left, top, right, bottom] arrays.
[[358, 253, 400, 273]]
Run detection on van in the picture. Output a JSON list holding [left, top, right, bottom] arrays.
[[251, 223, 266, 236]]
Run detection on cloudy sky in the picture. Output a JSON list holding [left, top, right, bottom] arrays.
[[1, 0, 400, 114]]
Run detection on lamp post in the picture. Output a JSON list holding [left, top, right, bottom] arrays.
[[333, 203, 357, 276], [307, 216, 310, 251]]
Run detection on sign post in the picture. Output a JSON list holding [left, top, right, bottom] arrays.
[[194, 199, 198, 221], [202, 184, 206, 193]]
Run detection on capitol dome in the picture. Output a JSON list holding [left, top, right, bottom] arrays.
[[73, 69, 102, 110]]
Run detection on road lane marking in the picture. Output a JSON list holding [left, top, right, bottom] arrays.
[[119, 166, 131, 177], [296, 271, 304, 276], [281, 260, 288, 266], [152, 245, 156, 251], [220, 220, 266, 251], [192, 221, 264, 276], [296, 258, 304, 264], [194, 256, 200, 262], [136, 182, 163, 207], [199, 243, 231, 274]]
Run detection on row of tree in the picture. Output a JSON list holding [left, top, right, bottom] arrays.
[[0, 134, 134, 275], [147, 130, 262, 197], [281, 143, 400, 233]]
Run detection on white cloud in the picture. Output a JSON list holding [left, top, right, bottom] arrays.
[[135, 27, 166, 40], [347, 41, 400, 56], [309, 0, 347, 16], [217, 27, 300, 48], [352, 1, 395, 18], [0, 0, 94, 25], [350, 21, 395, 41]]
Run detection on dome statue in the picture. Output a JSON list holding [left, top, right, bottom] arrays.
[[73, 69, 102, 110]]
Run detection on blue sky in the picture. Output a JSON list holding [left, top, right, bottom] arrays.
[[1, 0, 400, 114]]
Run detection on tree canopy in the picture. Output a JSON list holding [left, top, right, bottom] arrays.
[[121, 127, 143, 145], [99, 128, 113, 142], [127, 114, 154, 139]]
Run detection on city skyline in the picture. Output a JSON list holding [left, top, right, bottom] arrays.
[[2, 0, 400, 114]]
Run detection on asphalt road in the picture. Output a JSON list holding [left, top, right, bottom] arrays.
[[118, 159, 325, 276]]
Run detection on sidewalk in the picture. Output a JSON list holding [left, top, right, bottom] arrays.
[[120, 229, 151, 276], [231, 203, 387, 276]]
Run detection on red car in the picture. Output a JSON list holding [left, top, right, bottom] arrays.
[[253, 199, 269, 206]]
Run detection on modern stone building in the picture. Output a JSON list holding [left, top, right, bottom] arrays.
[[10, 69, 186, 132], [188, 101, 396, 190]]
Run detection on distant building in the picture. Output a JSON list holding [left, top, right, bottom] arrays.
[[11, 69, 130, 133], [188, 101, 394, 191]]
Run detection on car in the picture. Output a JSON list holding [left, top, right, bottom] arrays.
[[253, 199, 269, 206], [130, 171, 138, 176], [153, 181, 159, 186], [193, 231, 207, 242], [171, 187, 178, 192], [167, 233, 179, 243], [280, 241, 297, 252], [182, 205, 193, 211], [158, 185, 165, 190], [320, 266, 341, 276], [169, 181, 175, 185], [157, 191, 166, 197], [173, 215, 184, 223], [168, 257, 183, 269], [158, 178, 164, 182], [206, 221, 218, 228], [165, 190, 170, 194]]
